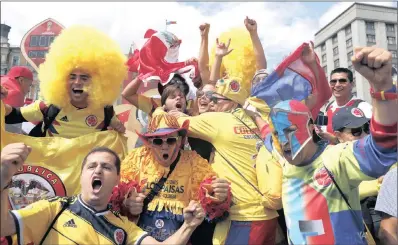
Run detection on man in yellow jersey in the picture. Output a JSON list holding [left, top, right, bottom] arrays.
[[0, 143, 206, 245], [1, 25, 126, 138], [167, 77, 280, 245]]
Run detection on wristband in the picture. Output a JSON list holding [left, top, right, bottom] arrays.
[[370, 86, 397, 101]]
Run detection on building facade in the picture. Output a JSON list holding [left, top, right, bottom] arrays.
[[1, 23, 40, 102], [314, 3, 397, 104]]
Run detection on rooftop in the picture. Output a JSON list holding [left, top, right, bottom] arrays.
[[315, 2, 397, 36]]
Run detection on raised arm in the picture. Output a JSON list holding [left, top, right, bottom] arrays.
[[121, 76, 144, 108], [198, 23, 211, 85], [209, 38, 233, 84], [244, 16, 266, 70], [1, 143, 32, 237], [352, 47, 397, 126]]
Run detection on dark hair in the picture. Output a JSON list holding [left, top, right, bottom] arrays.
[[81, 147, 121, 174], [158, 73, 189, 96], [330, 67, 353, 82], [160, 84, 187, 107]]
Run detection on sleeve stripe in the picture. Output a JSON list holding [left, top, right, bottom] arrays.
[[9, 211, 23, 245], [135, 232, 149, 245], [370, 117, 397, 148]]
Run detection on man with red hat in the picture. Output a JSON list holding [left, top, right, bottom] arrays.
[[1, 66, 33, 134], [0, 66, 33, 108]]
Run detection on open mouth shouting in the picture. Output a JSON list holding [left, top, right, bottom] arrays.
[[91, 177, 102, 194], [282, 147, 292, 158], [162, 153, 169, 160], [72, 87, 85, 97], [175, 102, 183, 111]]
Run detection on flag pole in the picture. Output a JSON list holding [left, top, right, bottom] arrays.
[[165, 19, 167, 31]]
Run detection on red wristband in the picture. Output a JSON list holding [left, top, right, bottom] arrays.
[[370, 86, 397, 101]]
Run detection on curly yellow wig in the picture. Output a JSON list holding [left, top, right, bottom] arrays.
[[210, 27, 256, 91], [38, 25, 127, 111]]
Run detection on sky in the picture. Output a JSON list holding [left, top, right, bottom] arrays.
[[1, 1, 397, 69]]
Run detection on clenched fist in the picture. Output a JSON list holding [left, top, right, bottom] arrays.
[[352, 47, 393, 91], [183, 200, 205, 228], [1, 143, 32, 190], [244, 16, 257, 34], [211, 176, 230, 203], [123, 187, 146, 216], [199, 23, 210, 37]]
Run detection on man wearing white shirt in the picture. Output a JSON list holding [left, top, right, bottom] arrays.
[[324, 67, 372, 135]]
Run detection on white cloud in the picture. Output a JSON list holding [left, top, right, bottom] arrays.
[[1, 2, 320, 69], [319, 1, 398, 29]]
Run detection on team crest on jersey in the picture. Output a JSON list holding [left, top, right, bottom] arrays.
[[313, 167, 333, 188], [155, 219, 165, 228], [114, 229, 125, 245], [85, 115, 98, 127], [351, 108, 364, 117], [8, 165, 67, 210]]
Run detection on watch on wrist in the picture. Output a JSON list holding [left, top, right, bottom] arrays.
[[370, 86, 397, 101]]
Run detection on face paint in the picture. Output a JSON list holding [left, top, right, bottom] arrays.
[[271, 100, 312, 160]]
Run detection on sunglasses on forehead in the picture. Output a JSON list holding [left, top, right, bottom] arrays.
[[149, 137, 179, 146], [329, 78, 349, 84]]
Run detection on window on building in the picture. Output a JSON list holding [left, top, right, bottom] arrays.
[[322, 54, 327, 62], [12, 56, 20, 66], [366, 21, 375, 31], [347, 51, 353, 61], [333, 47, 339, 56], [386, 23, 395, 32], [391, 50, 397, 58], [323, 66, 327, 74], [332, 35, 338, 44], [334, 59, 340, 68], [1, 54, 6, 63], [346, 38, 352, 48], [387, 36, 396, 45], [367, 34, 376, 43], [345, 25, 351, 35], [321, 44, 326, 51]]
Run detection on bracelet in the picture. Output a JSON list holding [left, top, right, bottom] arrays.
[[370, 86, 397, 101]]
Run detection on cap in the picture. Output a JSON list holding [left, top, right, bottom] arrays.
[[215, 77, 249, 105], [332, 106, 369, 131], [7, 66, 33, 80]]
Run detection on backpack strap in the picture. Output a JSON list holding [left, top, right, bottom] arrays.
[[29, 104, 61, 137], [351, 99, 364, 108], [102, 105, 114, 131]]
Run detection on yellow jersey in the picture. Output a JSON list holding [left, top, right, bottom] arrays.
[[18, 100, 119, 138], [9, 195, 148, 245], [177, 108, 279, 221]]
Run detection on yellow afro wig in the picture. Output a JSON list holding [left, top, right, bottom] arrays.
[[210, 27, 256, 91], [38, 25, 127, 111]]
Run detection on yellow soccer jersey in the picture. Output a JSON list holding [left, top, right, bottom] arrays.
[[177, 108, 275, 221], [10, 195, 148, 245], [19, 100, 120, 138]]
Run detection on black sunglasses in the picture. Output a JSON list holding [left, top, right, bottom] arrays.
[[345, 122, 370, 136], [210, 95, 231, 104], [330, 78, 349, 84], [149, 137, 179, 146]]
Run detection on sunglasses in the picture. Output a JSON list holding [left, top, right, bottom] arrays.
[[196, 90, 214, 99], [149, 137, 179, 146], [210, 95, 231, 104], [342, 122, 370, 136], [330, 78, 349, 85]]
